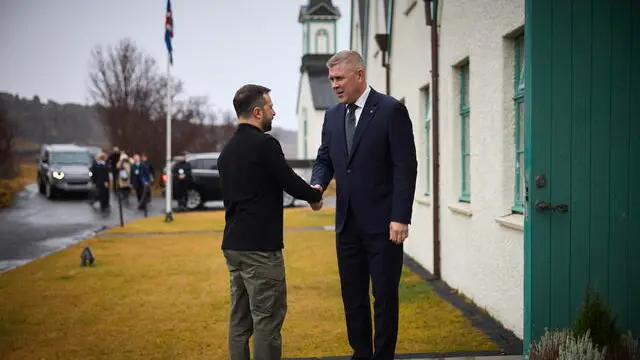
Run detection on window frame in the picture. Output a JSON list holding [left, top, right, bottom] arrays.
[[459, 64, 471, 203], [512, 34, 525, 213]]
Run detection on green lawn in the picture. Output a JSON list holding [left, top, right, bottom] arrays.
[[0, 208, 498, 359]]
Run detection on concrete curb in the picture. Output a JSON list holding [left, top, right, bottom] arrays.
[[0, 224, 110, 274]]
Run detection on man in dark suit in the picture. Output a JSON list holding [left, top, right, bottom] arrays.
[[217, 84, 323, 360], [107, 146, 121, 194], [310, 50, 418, 360]]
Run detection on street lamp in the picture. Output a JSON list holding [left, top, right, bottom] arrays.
[[374, 33, 390, 95]]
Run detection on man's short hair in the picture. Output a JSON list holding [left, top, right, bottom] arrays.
[[326, 50, 365, 71], [233, 84, 271, 119]]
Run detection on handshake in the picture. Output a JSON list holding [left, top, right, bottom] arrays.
[[309, 184, 324, 211]]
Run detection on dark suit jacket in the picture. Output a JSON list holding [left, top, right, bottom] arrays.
[[90, 161, 110, 187], [311, 88, 418, 234], [131, 162, 151, 188]]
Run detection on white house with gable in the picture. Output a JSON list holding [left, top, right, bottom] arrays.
[[296, 0, 341, 160], [347, 0, 526, 339]]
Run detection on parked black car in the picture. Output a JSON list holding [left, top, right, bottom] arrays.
[[160, 152, 297, 210], [36, 144, 95, 199]]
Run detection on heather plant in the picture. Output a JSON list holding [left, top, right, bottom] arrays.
[[559, 330, 607, 360], [529, 328, 574, 360]]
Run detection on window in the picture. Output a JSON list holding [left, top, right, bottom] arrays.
[[314, 28, 330, 53], [190, 158, 217, 170], [424, 89, 431, 195], [459, 63, 470, 202], [51, 151, 92, 165], [513, 35, 525, 213]]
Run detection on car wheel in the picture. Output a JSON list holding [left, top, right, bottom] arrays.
[[283, 192, 295, 207], [186, 189, 203, 210]]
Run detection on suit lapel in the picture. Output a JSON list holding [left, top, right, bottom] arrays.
[[348, 89, 379, 163]]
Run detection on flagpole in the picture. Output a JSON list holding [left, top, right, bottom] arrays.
[[164, 51, 173, 222], [163, 0, 174, 223]]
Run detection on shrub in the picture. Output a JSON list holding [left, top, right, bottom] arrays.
[[575, 287, 620, 350], [529, 328, 574, 360], [620, 332, 640, 360], [559, 330, 607, 360], [529, 286, 640, 360]]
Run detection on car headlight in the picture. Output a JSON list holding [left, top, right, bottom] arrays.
[[88, 171, 93, 177], [52, 171, 65, 180]]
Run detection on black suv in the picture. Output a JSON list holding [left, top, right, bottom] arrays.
[[36, 144, 95, 199], [160, 152, 297, 210]]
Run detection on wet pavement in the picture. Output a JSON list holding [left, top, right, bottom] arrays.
[[0, 184, 219, 273], [0, 184, 334, 273]]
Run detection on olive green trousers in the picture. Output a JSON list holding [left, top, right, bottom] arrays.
[[223, 250, 287, 360]]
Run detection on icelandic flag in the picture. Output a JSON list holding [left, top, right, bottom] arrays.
[[165, 0, 174, 64]]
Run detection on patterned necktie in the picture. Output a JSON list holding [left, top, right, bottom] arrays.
[[345, 103, 357, 154]]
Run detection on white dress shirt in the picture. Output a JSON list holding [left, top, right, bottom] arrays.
[[346, 86, 372, 127]]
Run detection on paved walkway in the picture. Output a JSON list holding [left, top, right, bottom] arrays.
[[284, 355, 524, 360]]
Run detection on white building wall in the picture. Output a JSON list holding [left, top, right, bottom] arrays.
[[350, 0, 363, 52], [437, 0, 525, 337], [296, 72, 326, 160], [388, 0, 434, 271], [353, 0, 526, 339], [363, 0, 386, 93]]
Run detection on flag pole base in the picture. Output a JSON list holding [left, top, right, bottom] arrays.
[[164, 211, 174, 223]]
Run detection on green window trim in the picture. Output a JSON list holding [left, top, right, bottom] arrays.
[[512, 35, 525, 213], [459, 64, 471, 202], [314, 28, 330, 53], [425, 90, 431, 196]]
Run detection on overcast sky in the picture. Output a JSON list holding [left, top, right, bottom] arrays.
[[0, 0, 351, 131]]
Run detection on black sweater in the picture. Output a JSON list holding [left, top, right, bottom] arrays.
[[217, 123, 322, 251]]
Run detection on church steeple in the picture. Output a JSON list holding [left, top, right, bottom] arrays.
[[298, 0, 341, 55]]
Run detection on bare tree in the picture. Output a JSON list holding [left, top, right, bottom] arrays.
[[88, 38, 176, 147], [0, 101, 16, 179], [87, 37, 238, 168]]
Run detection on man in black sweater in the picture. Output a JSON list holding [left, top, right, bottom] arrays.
[[217, 84, 322, 360]]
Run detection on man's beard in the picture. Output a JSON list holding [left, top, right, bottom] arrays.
[[261, 118, 272, 132]]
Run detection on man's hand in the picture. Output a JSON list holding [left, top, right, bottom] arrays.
[[310, 184, 324, 211], [389, 222, 409, 244]]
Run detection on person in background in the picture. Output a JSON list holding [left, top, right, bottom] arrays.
[[90, 152, 111, 212], [116, 152, 133, 204], [131, 153, 151, 210], [107, 146, 121, 194], [172, 153, 192, 211], [141, 153, 155, 204]]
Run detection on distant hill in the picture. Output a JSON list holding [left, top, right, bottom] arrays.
[[0, 92, 109, 150], [1, 91, 300, 159]]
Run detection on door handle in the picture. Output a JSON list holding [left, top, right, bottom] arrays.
[[535, 200, 569, 213]]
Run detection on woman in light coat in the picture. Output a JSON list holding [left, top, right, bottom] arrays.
[[116, 152, 133, 202]]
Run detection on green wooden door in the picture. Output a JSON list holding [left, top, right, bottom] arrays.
[[524, 0, 640, 347]]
